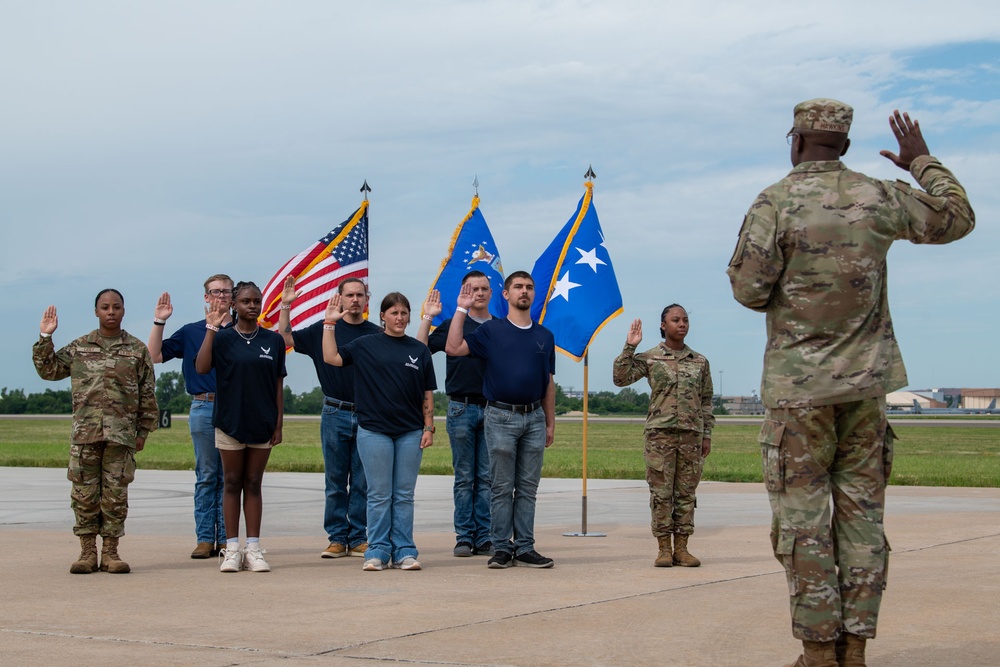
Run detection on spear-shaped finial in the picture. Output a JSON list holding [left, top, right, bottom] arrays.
[[360, 180, 372, 201], [473, 175, 480, 197], [584, 165, 596, 181]]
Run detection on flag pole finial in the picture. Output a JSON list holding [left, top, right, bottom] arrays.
[[473, 175, 480, 197], [360, 180, 372, 201], [584, 165, 596, 181]]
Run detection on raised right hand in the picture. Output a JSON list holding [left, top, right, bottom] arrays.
[[324, 293, 345, 323], [154, 292, 173, 321], [40, 305, 58, 335], [281, 275, 301, 306], [456, 282, 474, 311], [423, 289, 443, 318], [204, 296, 228, 328], [626, 318, 642, 346]]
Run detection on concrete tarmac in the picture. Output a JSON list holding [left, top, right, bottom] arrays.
[[1, 466, 998, 666]]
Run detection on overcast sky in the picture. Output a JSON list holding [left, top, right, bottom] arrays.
[[2, 1, 997, 400]]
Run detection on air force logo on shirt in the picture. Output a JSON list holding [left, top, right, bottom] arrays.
[[260, 346, 274, 360], [405, 354, 420, 370]]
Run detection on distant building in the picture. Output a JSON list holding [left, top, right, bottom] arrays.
[[720, 394, 764, 416]]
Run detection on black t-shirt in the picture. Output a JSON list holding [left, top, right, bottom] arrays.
[[211, 327, 287, 443], [292, 318, 381, 401], [427, 316, 493, 397], [340, 333, 437, 436]]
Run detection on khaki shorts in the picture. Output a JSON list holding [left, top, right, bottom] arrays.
[[215, 428, 271, 451]]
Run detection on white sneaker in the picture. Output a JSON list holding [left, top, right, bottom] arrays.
[[394, 557, 421, 571], [362, 558, 385, 571], [219, 547, 243, 573], [243, 546, 270, 572]]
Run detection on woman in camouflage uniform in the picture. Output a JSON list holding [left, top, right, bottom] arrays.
[[33, 288, 159, 574], [612, 304, 714, 568]]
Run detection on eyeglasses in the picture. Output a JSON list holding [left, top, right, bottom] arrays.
[[207, 289, 233, 296], [786, 131, 798, 146]]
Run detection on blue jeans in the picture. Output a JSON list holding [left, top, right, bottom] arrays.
[[446, 401, 491, 547], [484, 406, 547, 556], [356, 426, 423, 564], [321, 402, 368, 548], [189, 400, 225, 544]]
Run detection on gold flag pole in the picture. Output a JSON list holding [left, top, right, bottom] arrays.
[[563, 350, 605, 537]]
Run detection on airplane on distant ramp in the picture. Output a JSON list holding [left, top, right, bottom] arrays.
[[909, 398, 1000, 415]]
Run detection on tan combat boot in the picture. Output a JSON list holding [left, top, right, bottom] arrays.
[[654, 536, 673, 567], [784, 640, 838, 667], [100, 536, 131, 574], [671, 533, 701, 567], [836, 633, 867, 667], [70, 534, 99, 574]]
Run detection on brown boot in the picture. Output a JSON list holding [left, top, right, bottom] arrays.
[[654, 536, 673, 567], [672, 533, 701, 567], [100, 536, 131, 574], [836, 634, 867, 667], [70, 535, 99, 574], [784, 640, 838, 667]]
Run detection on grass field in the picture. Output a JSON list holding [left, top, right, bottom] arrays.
[[2, 416, 998, 487]]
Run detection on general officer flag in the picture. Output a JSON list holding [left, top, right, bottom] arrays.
[[259, 201, 370, 332], [425, 195, 507, 325], [531, 181, 622, 360]]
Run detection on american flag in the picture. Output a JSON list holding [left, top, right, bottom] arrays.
[[259, 201, 369, 332]]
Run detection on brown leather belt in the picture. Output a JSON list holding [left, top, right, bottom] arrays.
[[192, 393, 215, 402]]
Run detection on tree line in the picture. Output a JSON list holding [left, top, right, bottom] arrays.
[[2, 371, 665, 416]]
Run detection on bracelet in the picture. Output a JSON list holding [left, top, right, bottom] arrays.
[[40, 332, 52, 338], [421, 315, 433, 321], [205, 324, 220, 332], [323, 320, 337, 326], [455, 307, 469, 315], [323, 325, 336, 331], [153, 318, 166, 325], [280, 304, 291, 310]]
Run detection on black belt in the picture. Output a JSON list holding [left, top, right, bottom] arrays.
[[324, 398, 355, 411], [191, 392, 215, 402], [488, 400, 542, 414], [450, 395, 487, 407]]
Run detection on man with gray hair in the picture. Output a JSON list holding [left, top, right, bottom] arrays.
[[728, 100, 974, 667]]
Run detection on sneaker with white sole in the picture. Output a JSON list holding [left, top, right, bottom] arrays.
[[394, 557, 421, 570], [362, 558, 385, 571], [243, 546, 271, 572], [219, 547, 243, 573]]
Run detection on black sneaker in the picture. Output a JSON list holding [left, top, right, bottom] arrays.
[[514, 550, 554, 568], [487, 551, 514, 569], [474, 541, 494, 557], [453, 542, 474, 557]]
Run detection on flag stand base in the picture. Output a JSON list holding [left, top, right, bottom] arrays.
[[562, 495, 606, 537]]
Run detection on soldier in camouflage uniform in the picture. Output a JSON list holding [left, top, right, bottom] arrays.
[[727, 101, 974, 667], [613, 305, 714, 568], [33, 289, 159, 575]]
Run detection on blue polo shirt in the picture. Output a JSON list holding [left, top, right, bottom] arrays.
[[161, 319, 230, 395]]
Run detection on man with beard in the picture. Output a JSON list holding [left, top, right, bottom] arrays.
[[446, 271, 556, 569]]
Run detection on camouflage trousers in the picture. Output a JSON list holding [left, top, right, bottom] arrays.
[[67, 441, 136, 538], [761, 398, 892, 642], [644, 428, 703, 538]]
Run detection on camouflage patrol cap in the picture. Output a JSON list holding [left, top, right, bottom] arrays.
[[791, 98, 853, 134]]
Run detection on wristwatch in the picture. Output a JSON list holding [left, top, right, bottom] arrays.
[[423, 425, 435, 434]]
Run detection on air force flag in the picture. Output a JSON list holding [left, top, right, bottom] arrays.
[[427, 196, 508, 325], [531, 181, 623, 360]]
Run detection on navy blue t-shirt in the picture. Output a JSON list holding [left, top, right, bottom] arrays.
[[340, 333, 437, 437], [292, 318, 381, 401], [161, 319, 227, 395], [427, 316, 494, 398], [464, 318, 555, 404], [211, 327, 287, 443]]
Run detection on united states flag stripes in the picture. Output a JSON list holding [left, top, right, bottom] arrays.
[[259, 201, 370, 332]]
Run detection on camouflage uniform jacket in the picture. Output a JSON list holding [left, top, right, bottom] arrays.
[[33, 330, 159, 447], [613, 342, 715, 437], [727, 155, 974, 408]]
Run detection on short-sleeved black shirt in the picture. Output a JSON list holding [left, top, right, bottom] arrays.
[[212, 327, 287, 443], [426, 316, 493, 397], [292, 318, 381, 401], [340, 333, 437, 436]]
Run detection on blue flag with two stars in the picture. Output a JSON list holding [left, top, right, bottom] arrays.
[[530, 181, 623, 360]]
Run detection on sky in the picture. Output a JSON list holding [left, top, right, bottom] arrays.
[[2, 1, 998, 400]]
